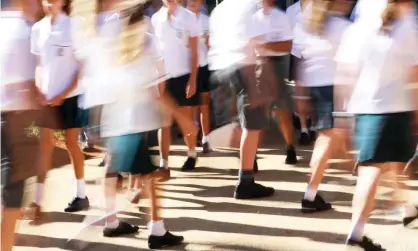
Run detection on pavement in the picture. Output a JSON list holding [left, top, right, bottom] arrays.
[[13, 138, 418, 251]]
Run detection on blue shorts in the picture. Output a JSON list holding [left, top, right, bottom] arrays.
[[355, 112, 415, 164], [106, 132, 157, 175], [310, 86, 334, 130]]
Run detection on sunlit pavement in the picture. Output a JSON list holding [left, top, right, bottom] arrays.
[[15, 145, 418, 251]]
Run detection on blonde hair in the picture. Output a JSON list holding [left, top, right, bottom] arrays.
[[306, 0, 333, 35], [70, 0, 148, 65]]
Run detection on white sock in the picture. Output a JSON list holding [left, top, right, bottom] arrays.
[[347, 220, 365, 241], [402, 205, 418, 218], [76, 179, 86, 199], [35, 183, 44, 205], [148, 220, 167, 236], [304, 187, 317, 201], [309, 126, 316, 131], [301, 128, 308, 134], [105, 219, 119, 229], [202, 135, 209, 144], [160, 159, 168, 169], [188, 150, 197, 159]]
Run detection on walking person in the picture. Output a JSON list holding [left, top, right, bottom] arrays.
[[1, 0, 42, 249], [252, 0, 298, 165], [334, 0, 418, 249], [74, 1, 193, 247], [152, 0, 200, 172], [25, 0, 89, 221], [286, 0, 315, 145], [187, 0, 212, 153], [209, 0, 275, 199], [292, 0, 354, 213]]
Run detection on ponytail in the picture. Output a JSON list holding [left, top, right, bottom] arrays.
[[117, 1, 149, 65]]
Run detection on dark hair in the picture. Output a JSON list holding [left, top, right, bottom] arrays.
[[63, 0, 71, 15]]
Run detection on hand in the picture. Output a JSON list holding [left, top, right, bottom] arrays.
[[186, 79, 197, 99], [48, 94, 65, 107]]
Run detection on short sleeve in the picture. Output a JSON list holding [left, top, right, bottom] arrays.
[[186, 12, 199, 37], [405, 18, 418, 65], [30, 23, 40, 55]]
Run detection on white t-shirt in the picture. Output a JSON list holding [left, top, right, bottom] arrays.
[[335, 13, 418, 114], [152, 6, 199, 78], [297, 16, 350, 87], [31, 13, 81, 100], [208, 0, 260, 70], [286, 1, 316, 59], [0, 11, 36, 111], [252, 7, 293, 57], [196, 13, 209, 67], [80, 18, 168, 137]]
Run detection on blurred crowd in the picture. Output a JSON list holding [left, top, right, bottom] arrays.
[[1, 0, 418, 250]]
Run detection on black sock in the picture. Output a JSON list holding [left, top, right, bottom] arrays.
[[238, 170, 253, 185]]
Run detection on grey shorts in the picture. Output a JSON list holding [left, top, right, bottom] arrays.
[[1, 114, 25, 208], [268, 56, 292, 110]]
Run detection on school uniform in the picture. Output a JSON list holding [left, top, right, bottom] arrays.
[[253, 7, 293, 110], [335, 10, 418, 164], [196, 13, 211, 94], [295, 14, 350, 131], [31, 12, 87, 130], [209, 0, 269, 130], [1, 11, 38, 208], [151, 6, 200, 106], [81, 17, 168, 175]]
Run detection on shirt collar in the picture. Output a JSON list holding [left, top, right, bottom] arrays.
[[44, 12, 67, 27]]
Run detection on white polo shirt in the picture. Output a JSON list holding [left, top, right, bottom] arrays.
[[31, 13, 80, 101], [286, 1, 312, 58], [80, 18, 168, 137], [208, 0, 260, 70], [297, 16, 350, 87], [252, 7, 293, 57], [335, 12, 418, 114], [151, 6, 199, 78], [196, 13, 209, 67], [0, 11, 36, 111]]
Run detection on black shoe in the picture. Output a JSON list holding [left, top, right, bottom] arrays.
[[148, 231, 184, 249], [346, 236, 386, 251], [299, 132, 310, 146], [234, 181, 275, 199], [202, 142, 212, 154], [285, 146, 297, 165], [103, 221, 139, 237], [403, 206, 418, 227], [99, 158, 106, 167], [64, 197, 90, 212], [253, 158, 259, 173], [309, 130, 316, 141], [181, 157, 197, 171], [301, 194, 332, 213]]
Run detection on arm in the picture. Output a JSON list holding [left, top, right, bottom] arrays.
[[187, 36, 199, 98], [186, 13, 200, 98], [259, 40, 292, 53]]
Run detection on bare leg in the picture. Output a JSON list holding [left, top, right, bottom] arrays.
[[199, 92, 211, 140], [1, 208, 21, 251], [347, 165, 382, 242]]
